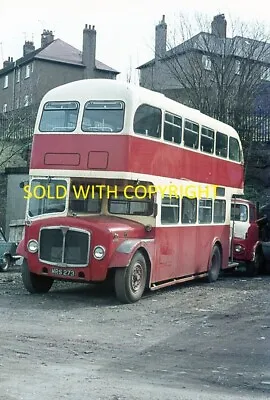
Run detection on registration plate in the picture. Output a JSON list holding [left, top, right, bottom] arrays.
[[51, 268, 75, 277]]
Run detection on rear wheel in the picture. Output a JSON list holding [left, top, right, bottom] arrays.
[[22, 259, 54, 293], [207, 245, 221, 283], [114, 252, 147, 303]]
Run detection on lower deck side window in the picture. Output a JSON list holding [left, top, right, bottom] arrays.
[[161, 196, 179, 224], [198, 199, 212, 224], [181, 197, 197, 224]]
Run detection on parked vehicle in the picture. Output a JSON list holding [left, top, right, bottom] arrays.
[[231, 198, 267, 276], [17, 79, 244, 303], [0, 227, 21, 272]]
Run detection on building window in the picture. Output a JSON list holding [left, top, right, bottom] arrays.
[[3, 104, 7, 113], [4, 75, 8, 88], [16, 69, 21, 83], [235, 60, 241, 75], [25, 64, 31, 79], [24, 95, 29, 107], [261, 67, 270, 81], [31, 63, 34, 72], [202, 55, 211, 71]]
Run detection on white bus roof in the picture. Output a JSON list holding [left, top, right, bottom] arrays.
[[41, 79, 240, 139]]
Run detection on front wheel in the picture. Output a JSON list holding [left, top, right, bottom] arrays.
[[22, 259, 54, 293], [207, 245, 221, 283], [246, 250, 263, 277], [0, 255, 12, 272], [114, 252, 147, 303]]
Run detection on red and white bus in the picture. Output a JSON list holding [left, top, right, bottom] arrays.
[[17, 79, 244, 303]]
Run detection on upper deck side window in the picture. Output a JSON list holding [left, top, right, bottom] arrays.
[[81, 100, 124, 133], [200, 126, 214, 154], [164, 112, 182, 144], [133, 104, 162, 138], [183, 120, 199, 149], [39, 101, 79, 132], [215, 131, 228, 158], [229, 136, 241, 162]]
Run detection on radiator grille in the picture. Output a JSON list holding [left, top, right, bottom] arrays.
[[39, 227, 90, 266]]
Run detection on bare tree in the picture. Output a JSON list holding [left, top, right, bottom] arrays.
[[0, 106, 35, 170], [154, 13, 270, 168], [125, 55, 140, 85]]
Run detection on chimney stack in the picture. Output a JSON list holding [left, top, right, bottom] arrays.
[[41, 29, 54, 47], [155, 15, 167, 61], [211, 14, 227, 38], [82, 24, 96, 79], [23, 41, 35, 57], [3, 56, 14, 69]]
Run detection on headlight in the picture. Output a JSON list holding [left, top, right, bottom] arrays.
[[27, 239, 39, 253], [234, 244, 245, 253], [93, 245, 106, 260]]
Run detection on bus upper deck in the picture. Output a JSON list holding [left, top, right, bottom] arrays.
[[30, 79, 244, 191]]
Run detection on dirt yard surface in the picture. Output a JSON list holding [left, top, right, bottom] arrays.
[[1, 268, 270, 400]]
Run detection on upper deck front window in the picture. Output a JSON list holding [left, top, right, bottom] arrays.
[[81, 101, 124, 133], [39, 101, 79, 132]]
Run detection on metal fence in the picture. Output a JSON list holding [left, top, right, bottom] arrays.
[[211, 109, 270, 142]]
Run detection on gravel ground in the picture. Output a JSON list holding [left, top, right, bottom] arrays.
[[1, 267, 270, 400]]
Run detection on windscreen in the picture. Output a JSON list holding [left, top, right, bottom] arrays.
[[28, 179, 67, 217]]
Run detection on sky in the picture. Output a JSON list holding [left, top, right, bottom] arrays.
[[0, 0, 269, 82]]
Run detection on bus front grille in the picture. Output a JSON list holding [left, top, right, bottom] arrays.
[[39, 227, 90, 267]]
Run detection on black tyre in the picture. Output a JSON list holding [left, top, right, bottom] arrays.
[[0, 255, 12, 272], [114, 252, 147, 303], [207, 245, 221, 283], [246, 250, 263, 277], [22, 259, 54, 293]]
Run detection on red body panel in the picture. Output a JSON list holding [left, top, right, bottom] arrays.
[[19, 215, 230, 284], [232, 200, 260, 262], [30, 134, 244, 189]]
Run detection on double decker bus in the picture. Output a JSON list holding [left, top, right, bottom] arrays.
[[17, 79, 244, 303]]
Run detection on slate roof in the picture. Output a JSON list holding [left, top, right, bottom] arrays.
[[0, 39, 119, 76], [138, 32, 270, 69]]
